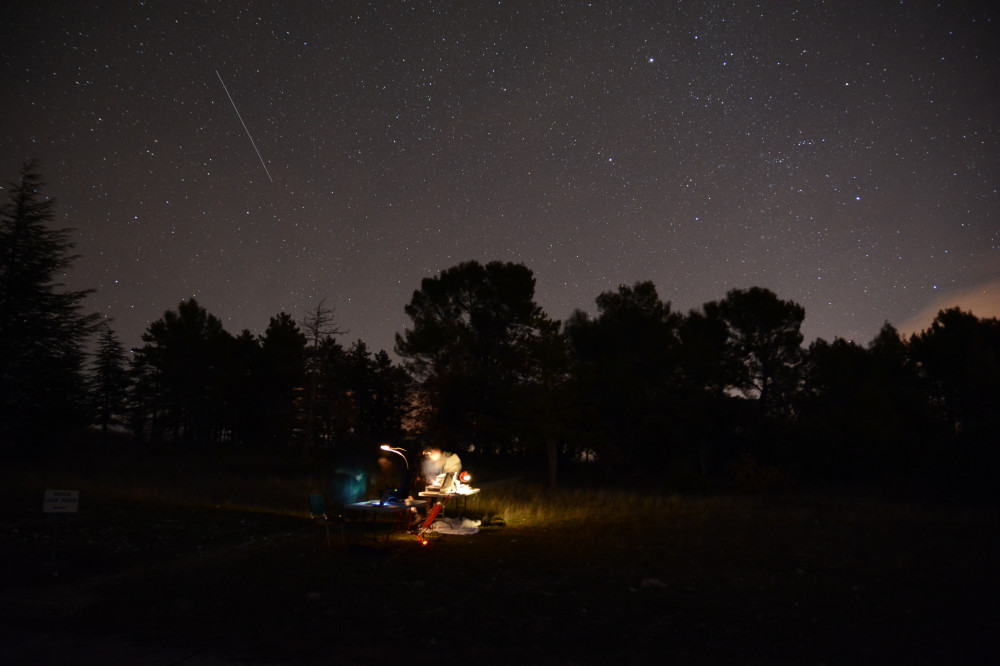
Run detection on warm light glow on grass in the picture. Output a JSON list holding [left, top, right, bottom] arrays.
[[472, 483, 686, 527]]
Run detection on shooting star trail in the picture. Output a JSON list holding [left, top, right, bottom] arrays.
[[215, 69, 273, 182]]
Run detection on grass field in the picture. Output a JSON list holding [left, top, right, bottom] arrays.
[[1, 451, 997, 665]]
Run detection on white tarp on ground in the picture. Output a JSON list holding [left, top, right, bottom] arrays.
[[429, 517, 481, 535]]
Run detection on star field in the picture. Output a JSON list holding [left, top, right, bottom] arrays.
[[2, 1, 997, 355]]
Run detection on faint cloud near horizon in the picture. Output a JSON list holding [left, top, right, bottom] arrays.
[[898, 279, 1000, 338]]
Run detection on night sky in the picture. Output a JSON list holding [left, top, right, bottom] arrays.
[[3, 1, 998, 357]]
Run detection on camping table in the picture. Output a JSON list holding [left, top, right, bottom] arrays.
[[345, 499, 427, 541], [417, 488, 480, 518]]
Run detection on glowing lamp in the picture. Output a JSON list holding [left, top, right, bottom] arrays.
[[459, 471, 472, 483], [379, 444, 409, 469]]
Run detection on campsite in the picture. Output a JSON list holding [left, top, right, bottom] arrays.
[[2, 452, 996, 665]]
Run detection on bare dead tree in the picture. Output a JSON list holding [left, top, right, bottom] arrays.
[[300, 299, 346, 450]]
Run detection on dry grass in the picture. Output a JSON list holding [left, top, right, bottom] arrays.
[[0, 451, 324, 516], [4, 456, 721, 537], [3, 451, 694, 526], [2, 451, 976, 529], [469, 481, 687, 526]]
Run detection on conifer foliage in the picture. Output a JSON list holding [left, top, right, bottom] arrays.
[[0, 162, 98, 446]]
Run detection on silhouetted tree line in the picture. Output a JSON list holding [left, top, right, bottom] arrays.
[[125, 298, 412, 456], [396, 261, 999, 495], [3, 164, 998, 496]]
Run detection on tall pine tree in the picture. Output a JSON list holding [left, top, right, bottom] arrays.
[[0, 162, 98, 447], [89, 322, 131, 445]]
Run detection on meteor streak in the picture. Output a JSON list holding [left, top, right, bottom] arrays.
[[215, 69, 273, 182]]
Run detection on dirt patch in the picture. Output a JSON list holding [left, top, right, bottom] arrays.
[[1, 493, 997, 665]]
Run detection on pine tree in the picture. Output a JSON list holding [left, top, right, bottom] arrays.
[[0, 162, 99, 447], [89, 322, 131, 444], [131, 298, 232, 447]]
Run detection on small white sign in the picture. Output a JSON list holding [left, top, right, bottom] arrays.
[[43, 489, 79, 513]]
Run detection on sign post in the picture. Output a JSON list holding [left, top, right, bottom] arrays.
[[43, 489, 80, 514], [43, 490, 79, 566]]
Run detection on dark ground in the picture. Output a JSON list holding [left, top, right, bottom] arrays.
[[1, 488, 997, 665]]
